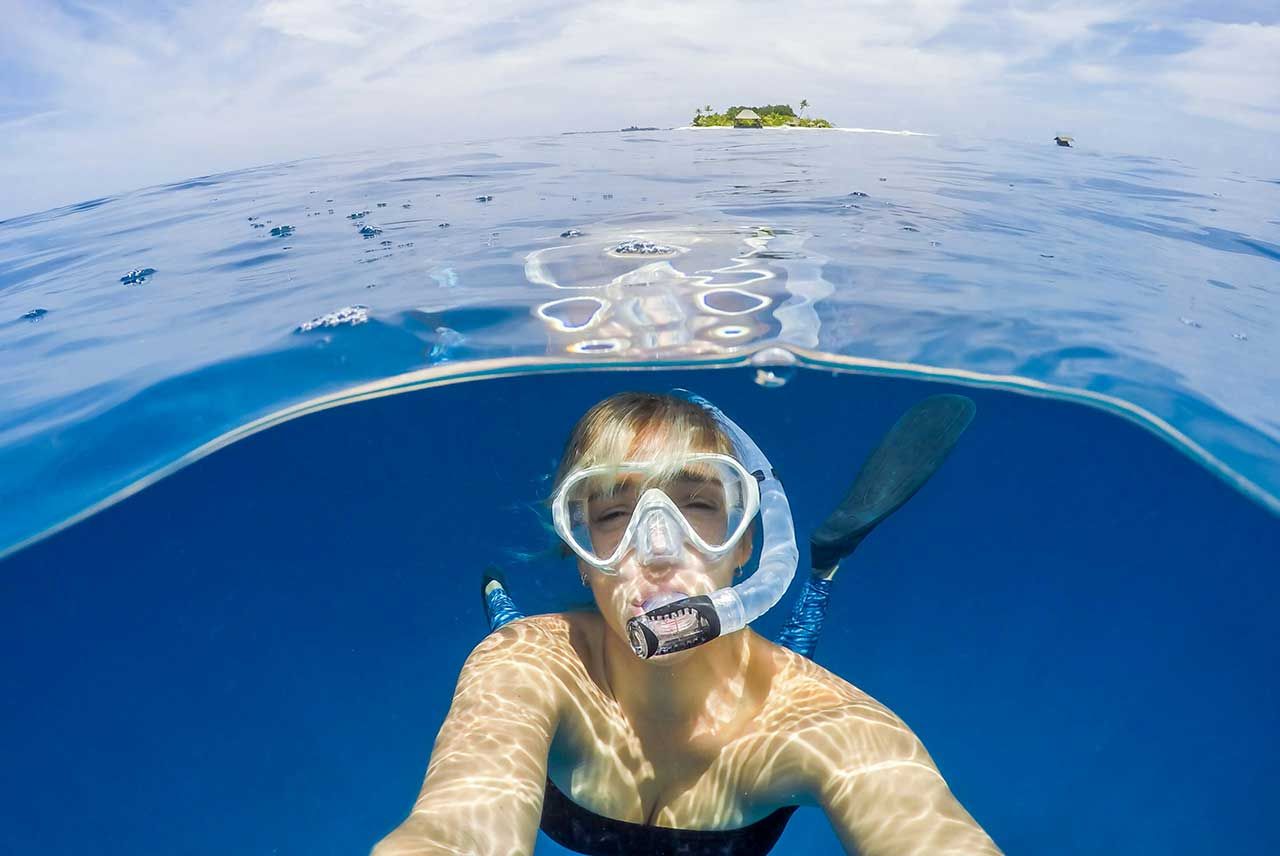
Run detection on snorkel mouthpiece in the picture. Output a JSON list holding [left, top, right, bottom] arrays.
[[627, 595, 722, 659]]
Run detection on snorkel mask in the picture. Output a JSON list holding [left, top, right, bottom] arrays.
[[551, 392, 799, 659]]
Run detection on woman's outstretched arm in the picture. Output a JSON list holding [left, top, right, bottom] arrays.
[[371, 618, 562, 856], [802, 700, 1003, 855]]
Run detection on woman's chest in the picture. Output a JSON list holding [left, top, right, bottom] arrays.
[[547, 702, 802, 828]]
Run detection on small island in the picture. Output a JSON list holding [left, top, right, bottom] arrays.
[[691, 102, 833, 128]]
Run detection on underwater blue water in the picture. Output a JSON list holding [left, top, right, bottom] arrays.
[[2, 368, 1278, 855], [1, 129, 1278, 854], [0, 129, 1278, 560]]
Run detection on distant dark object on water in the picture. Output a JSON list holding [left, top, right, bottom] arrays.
[[561, 229, 583, 238], [120, 267, 156, 285], [621, 126, 660, 132], [1055, 135, 1074, 147], [23, 308, 48, 322], [475, 195, 493, 203]]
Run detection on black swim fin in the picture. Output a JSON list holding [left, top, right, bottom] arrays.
[[809, 394, 975, 573]]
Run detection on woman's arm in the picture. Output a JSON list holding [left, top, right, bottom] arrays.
[[371, 618, 563, 856], [805, 701, 1002, 855]]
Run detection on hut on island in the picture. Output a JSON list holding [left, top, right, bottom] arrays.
[[733, 109, 763, 128]]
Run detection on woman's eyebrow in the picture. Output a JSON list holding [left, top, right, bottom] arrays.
[[587, 482, 638, 502]]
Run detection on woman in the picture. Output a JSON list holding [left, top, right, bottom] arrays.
[[374, 391, 1001, 855]]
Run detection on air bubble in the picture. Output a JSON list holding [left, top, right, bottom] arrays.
[[430, 326, 466, 361], [754, 367, 795, 388], [750, 347, 798, 388]]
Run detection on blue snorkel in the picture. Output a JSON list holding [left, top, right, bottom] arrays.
[[625, 392, 799, 659]]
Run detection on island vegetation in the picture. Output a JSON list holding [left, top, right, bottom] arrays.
[[691, 101, 833, 128]]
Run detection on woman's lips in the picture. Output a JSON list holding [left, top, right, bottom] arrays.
[[634, 590, 691, 615]]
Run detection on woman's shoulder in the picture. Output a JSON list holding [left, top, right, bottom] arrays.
[[489, 610, 604, 645], [469, 613, 579, 656], [752, 635, 910, 735], [466, 612, 601, 679]]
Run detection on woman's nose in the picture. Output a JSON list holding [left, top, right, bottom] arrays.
[[635, 508, 683, 566]]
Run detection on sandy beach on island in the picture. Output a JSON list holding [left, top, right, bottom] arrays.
[[675, 125, 933, 136]]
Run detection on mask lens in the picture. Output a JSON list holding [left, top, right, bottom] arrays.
[[566, 470, 642, 561], [667, 464, 733, 545], [561, 456, 753, 564]]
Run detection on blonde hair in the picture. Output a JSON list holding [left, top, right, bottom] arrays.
[[552, 392, 738, 495]]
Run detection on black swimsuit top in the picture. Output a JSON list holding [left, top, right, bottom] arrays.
[[540, 778, 798, 856]]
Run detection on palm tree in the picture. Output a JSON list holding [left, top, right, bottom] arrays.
[[800, 99, 809, 117], [705, 104, 713, 114]]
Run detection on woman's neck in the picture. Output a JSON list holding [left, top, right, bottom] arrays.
[[601, 624, 756, 734]]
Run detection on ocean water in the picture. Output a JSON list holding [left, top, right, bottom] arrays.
[[1, 130, 1278, 854], [2, 129, 1278, 557]]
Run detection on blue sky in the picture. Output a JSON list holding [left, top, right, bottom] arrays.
[[1, 0, 1277, 218]]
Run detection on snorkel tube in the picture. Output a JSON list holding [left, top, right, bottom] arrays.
[[626, 392, 799, 659]]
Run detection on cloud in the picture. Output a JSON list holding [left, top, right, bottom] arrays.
[[1, 0, 1276, 218], [1161, 21, 1280, 131]]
